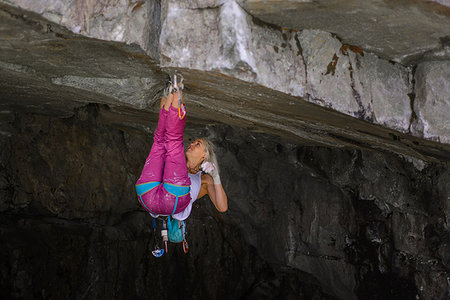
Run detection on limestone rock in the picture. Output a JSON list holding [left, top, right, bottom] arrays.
[[51, 76, 160, 109], [299, 30, 359, 114], [359, 54, 412, 132], [412, 61, 450, 144], [0, 0, 156, 54], [1, 0, 449, 147], [241, 0, 450, 65], [300, 29, 412, 132], [0, 2, 164, 114], [161, 1, 413, 134], [160, 0, 307, 97]]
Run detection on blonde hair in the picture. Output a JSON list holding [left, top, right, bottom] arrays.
[[201, 137, 219, 174]]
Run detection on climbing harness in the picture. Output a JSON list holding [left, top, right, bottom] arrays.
[[166, 73, 186, 120], [150, 215, 189, 257]]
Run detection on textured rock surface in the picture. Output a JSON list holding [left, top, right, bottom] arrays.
[[412, 61, 450, 144], [6, 0, 450, 65], [0, 0, 160, 56], [1, 107, 449, 299], [1, 1, 450, 145], [160, 1, 414, 133], [0, 108, 337, 299], [299, 30, 412, 131], [2, 2, 449, 160], [0, 3, 164, 113], [0, 1, 450, 299], [241, 0, 450, 65], [160, 0, 307, 97]]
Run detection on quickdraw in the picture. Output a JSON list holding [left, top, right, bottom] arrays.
[[151, 217, 164, 257], [166, 73, 186, 120], [183, 237, 189, 254], [162, 218, 168, 253]]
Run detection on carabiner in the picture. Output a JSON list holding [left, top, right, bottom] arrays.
[[152, 248, 164, 257]]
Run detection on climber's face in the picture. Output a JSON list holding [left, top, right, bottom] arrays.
[[186, 138, 206, 162]]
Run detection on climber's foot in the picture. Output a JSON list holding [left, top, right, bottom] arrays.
[[160, 96, 167, 110], [164, 92, 173, 111], [171, 91, 180, 109]]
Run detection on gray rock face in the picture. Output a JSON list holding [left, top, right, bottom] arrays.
[[359, 54, 413, 133], [1, 107, 449, 299], [412, 61, 450, 144], [158, 0, 445, 142], [241, 0, 450, 65], [1, 0, 450, 146], [0, 2, 449, 298], [0, 3, 164, 113], [1, 0, 154, 53], [160, 0, 307, 97], [299, 30, 412, 132], [2, 2, 449, 161], [160, 1, 414, 132], [7, 0, 450, 66], [51, 75, 160, 109]]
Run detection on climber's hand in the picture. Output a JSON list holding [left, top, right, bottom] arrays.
[[201, 161, 215, 173], [201, 161, 221, 184]]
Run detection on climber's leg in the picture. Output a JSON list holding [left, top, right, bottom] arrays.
[[156, 104, 191, 214], [136, 105, 168, 213]]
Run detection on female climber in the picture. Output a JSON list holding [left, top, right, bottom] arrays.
[[135, 76, 228, 222]]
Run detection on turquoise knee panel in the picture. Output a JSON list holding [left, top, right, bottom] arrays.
[[163, 183, 190, 215], [136, 181, 161, 196], [136, 181, 161, 214], [162, 183, 190, 197]]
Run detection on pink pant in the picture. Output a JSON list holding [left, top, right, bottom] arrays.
[[136, 106, 191, 215]]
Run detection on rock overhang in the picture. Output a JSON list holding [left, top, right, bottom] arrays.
[[0, 0, 449, 162], [240, 0, 450, 65]]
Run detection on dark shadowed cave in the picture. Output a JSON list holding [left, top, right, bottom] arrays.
[[1, 104, 449, 299]]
